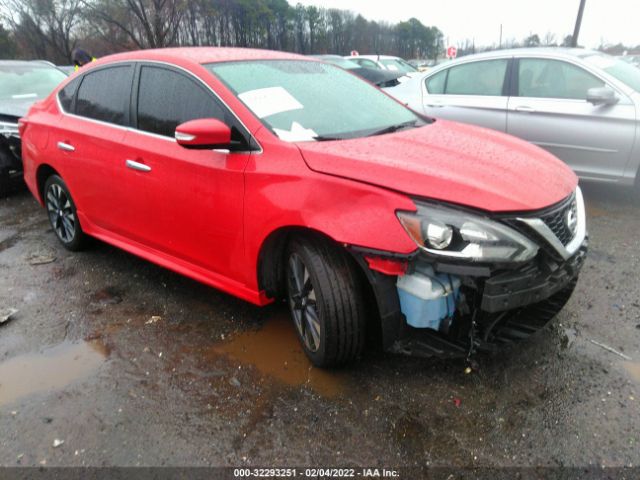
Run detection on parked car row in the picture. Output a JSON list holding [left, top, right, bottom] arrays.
[[19, 47, 588, 367], [310, 55, 405, 88]]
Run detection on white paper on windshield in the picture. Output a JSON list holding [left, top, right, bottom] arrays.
[[273, 121, 317, 142], [386, 64, 399, 71], [238, 87, 303, 119]]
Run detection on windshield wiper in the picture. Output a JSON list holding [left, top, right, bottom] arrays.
[[312, 135, 346, 142], [366, 120, 418, 137]]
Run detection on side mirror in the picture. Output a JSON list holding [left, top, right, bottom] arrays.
[[586, 87, 619, 106], [175, 118, 231, 149]]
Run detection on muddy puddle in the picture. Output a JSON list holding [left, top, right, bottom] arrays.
[[623, 361, 640, 383], [210, 314, 347, 398], [0, 341, 108, 407]]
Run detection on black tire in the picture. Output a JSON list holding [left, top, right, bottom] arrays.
[[44, 175, 87, 251], [285, 236, 366, 367], [0, 168, 9, 198]]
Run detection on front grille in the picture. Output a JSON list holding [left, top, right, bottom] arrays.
[[539, 197, 577, 246]]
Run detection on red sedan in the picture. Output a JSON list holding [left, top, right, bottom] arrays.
[[20, 48, 587, 366]]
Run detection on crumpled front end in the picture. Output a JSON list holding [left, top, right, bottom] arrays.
[[352, 188, 588, 359]]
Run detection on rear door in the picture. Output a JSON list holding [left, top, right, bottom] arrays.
[[51, 64, 134, 232], [422, 58, 511, 132], [119, 64, 252, 279], [506, 57, 636, 181]]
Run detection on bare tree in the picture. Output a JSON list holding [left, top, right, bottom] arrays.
[[82, 0, 186, 49], [542, 31, 557, 46], [0, 0, 83, 62]]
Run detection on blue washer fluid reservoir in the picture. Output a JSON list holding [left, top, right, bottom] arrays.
[[396, 265, 461, 330]]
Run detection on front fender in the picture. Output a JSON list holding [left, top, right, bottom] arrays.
[[242, 139, 418, 290]]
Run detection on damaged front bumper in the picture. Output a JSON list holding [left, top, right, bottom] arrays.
[[351, 191, 589, 359]]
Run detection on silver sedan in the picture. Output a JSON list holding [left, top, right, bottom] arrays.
[[386, 48, 640, 189]]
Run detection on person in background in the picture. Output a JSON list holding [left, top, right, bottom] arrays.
[[72, 48, 96, 71]]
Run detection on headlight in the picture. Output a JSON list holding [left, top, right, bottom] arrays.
[[397, 202, 538, 263]]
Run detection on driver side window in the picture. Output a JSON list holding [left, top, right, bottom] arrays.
[[136, 66, 226, 138], [517, 58, 605, 100]]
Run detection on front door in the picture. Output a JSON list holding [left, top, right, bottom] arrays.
[[507, 57, 636, 181], [120, 64, 251, 279]]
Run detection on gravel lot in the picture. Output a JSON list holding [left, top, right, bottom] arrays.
[[0, 182, 638, 470]]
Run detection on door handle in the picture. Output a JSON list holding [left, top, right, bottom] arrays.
[[125, 159, 151, 172], [514, 105, 536, 113], [426, 102, 445, 108], [57, 141, 75, 152]]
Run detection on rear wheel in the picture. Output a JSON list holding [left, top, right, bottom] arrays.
[[44, 175, 87, 251], [285, 236, 366, 367]]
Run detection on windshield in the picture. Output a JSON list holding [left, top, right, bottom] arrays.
[[207, 60, 424, 142], [582, 54, 640, 93], [0, 64, 67, 101], [380, 59, 418, 73]]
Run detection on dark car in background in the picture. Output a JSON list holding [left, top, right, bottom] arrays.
[[311, 55, 404, 88], [0, 61, 68, 194]]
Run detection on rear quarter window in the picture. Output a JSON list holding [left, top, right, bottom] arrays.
[[58, 77, 81, 112]]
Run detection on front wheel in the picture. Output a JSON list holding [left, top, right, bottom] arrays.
[[286, 236, 366, 367], [44, 175, 87, 251]]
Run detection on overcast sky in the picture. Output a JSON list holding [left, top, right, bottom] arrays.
[[291, 0, 638, 49]]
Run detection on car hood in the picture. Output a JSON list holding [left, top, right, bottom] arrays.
[[0, 97, 36, 120], [296, 120, 577, 212]]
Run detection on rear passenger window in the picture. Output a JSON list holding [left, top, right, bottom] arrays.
[[426, 70, 446, 94], [137, 66, 225, 138], [75, 66, 133, 126], [445, 59, 508, 96], [58, 77, 81, 112]]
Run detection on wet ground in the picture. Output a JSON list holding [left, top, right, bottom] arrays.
[[0, 182, 639, 469]]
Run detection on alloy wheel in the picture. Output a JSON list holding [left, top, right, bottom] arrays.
[[46, 183, 76, 243], [287, 253, 321, 353]]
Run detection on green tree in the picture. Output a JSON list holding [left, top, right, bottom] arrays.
[[524, 33, 540, 47]]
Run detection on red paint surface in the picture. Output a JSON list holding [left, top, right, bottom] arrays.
[[297, 119, 577, 213], [365, 256, 408, 276], [22, 47, 576, 307]]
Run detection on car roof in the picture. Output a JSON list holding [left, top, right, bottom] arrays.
[[437, 47, 601, 63], [97, 47, 308, 66], [348, 55, 401, 60], [0, 60, 61, 67], [425, 47, 607, 76]]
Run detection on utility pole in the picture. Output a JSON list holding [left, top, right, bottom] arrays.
[[571, 0, 586, 47], [499, 24, 503, 49]]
